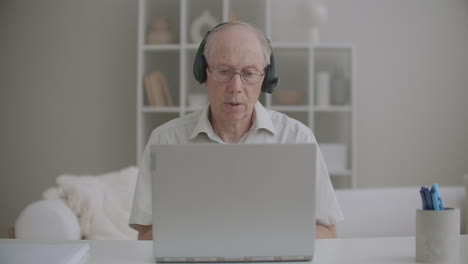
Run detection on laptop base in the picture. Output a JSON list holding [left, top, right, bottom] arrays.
[[156, 255, 313, 263]]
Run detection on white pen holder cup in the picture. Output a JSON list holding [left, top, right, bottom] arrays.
[[415, 208, 460, 263]]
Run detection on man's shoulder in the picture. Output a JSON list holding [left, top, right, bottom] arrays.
[[156, 111, 199, 129], [149, 111, 201, 141], [266, 108, 313, 140], [267, 108, 310, 129]]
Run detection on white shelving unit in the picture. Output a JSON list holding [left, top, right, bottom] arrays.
[[137, 0, 356, 188]]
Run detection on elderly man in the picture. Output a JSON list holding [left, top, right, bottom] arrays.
[[130, 21, 343, 240]]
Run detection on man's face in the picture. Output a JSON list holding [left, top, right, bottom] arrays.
[[204, 26, 265, 124]]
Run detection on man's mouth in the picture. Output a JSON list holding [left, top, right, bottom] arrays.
[[226, 102, 242, 106]]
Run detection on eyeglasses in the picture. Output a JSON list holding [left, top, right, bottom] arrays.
[[208, 67, 264, 84]]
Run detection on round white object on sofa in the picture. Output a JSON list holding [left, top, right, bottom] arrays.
[[15, 199, 81, 240]]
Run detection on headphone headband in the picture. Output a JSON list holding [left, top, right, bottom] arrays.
[[193, 22, 279, 93]]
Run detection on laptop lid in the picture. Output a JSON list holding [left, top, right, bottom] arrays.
[[150, 143, 317, 263]]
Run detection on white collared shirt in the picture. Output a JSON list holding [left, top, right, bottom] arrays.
[[130, 102, 343, 229]]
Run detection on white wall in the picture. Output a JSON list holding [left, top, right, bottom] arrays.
[[0, 0, 138, 237], [319, 0, 468, 187], [0, 0, 467, 238], [272, 0, 468, 187]]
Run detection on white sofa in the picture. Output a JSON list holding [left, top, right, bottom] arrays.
[[14, 167, 139, 240], [14, 184, 466, 240]]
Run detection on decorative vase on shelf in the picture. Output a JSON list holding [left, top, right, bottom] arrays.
[[190, 11, 218, 43], [331, 76, 348, 105], [316, 71, 331, 106], [146, 17, 174, 44], [299, 0, 328, 43]]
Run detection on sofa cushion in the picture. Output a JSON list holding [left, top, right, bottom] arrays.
[[43, 166, 138, 240], [15, 199, 81, 240]]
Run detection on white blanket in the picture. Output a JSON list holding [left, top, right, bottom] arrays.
[[43, 167, 138, 240]]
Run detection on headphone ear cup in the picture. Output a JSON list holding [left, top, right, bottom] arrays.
[[268, 77, 279, 94], [262, 55, 279, 94], [261, 65, 270, 93], [193, 42, 208, 84]]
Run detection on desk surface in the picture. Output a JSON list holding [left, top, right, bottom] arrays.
[[1, 236, 467, 264]]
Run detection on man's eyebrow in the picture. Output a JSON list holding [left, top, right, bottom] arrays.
[[213, 62, 262, 71], [237, 64, 263, 71], [242, 65, 263, 72], [242, 66, 261, 71]]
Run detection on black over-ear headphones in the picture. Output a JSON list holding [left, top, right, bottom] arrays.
[[193, 22, 279, 94]]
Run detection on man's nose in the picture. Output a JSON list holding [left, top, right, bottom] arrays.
[[228, 73, 243, 93]]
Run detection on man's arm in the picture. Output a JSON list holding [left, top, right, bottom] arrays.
[[136, 224, 153, 240], [315, 223, 336, 239]]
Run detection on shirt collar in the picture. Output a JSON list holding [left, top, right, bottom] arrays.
[[189, 101, 277, 140], [189, 104, 217, 140], [251, 101, 277, 135]]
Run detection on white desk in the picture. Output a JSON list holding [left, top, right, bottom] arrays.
[[1, 236, 467, 264]]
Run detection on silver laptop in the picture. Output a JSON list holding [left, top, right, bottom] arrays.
[[150, 144, 317, 263]]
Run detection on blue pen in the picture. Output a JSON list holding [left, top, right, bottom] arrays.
[[431, 186, 440, 210], [419, 187, 428, 210], [432, 183, 444, 210], [422, 187, 433, 210]]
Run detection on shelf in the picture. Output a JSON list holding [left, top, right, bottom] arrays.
[[185, 43, 201, 50], [269, 105, 311, 112], [271, 42, 313, 48], [313, 43, 354, 49], [141, 106, 180, 113], [137, 0, 356, 188], [143, 44, 180, 50], [314, 105, 352, 112]]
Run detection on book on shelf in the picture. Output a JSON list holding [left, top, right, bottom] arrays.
[[144, 71, 173, 107]]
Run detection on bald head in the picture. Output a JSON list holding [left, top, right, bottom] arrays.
[[203, 22, 272, 67]]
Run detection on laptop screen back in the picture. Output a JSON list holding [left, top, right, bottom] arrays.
[[150, 143, 317, 262]]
